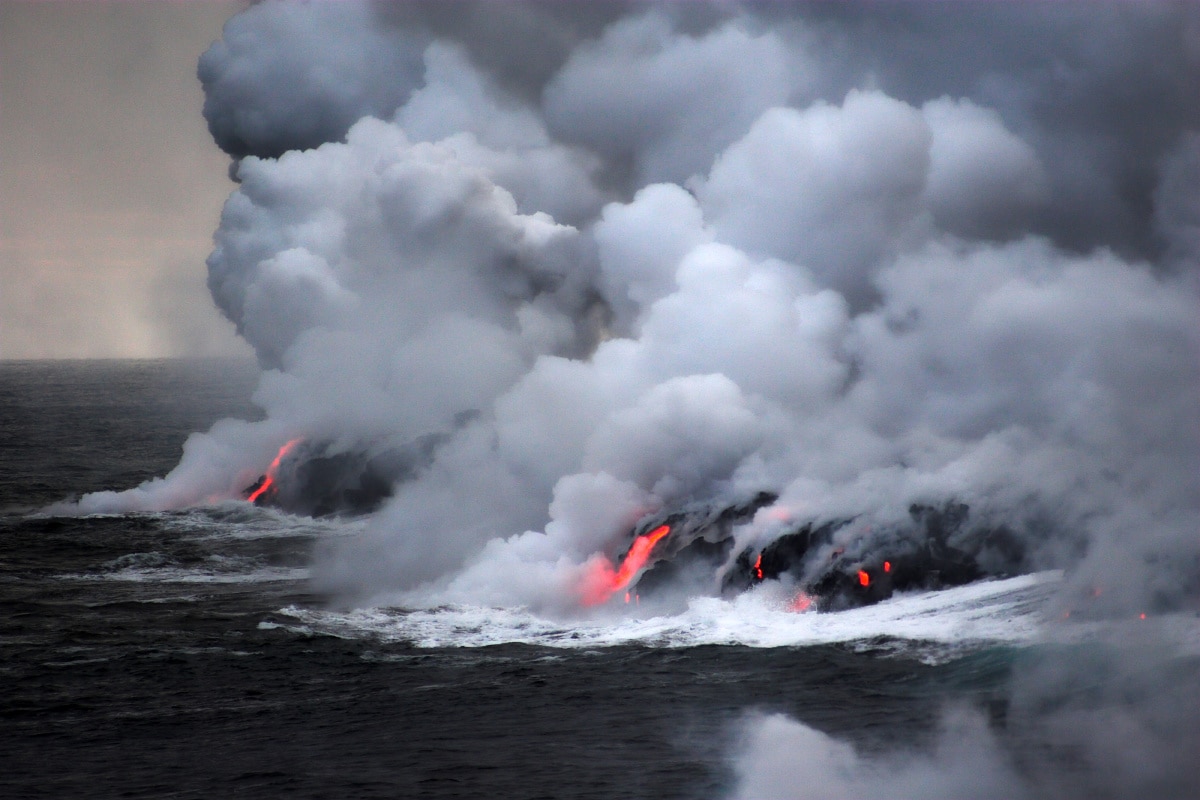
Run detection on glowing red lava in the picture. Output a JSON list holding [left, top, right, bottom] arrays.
[[247, 438, 303, 504], [857, 569, 870, 587], [883, 561, 891, 573], [789, 592, 813, 612], [580, 525, 670, 606], [754, 553, 764, 581]]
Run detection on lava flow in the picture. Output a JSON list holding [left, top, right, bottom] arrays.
[[247, 438, 303, 504], [789, 591, 813, 613], [580, 525, 671, 606]]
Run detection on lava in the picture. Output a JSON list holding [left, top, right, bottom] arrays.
[[857, 569, 870, 587], [789, 592, 813, 612], [754, 553, 764, 580], [580, 525, 671, 606], [247, 438, 303, 504], [613, 525, 671, 592]]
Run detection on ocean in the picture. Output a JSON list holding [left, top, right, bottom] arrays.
[[2, 360, 1195, 799]]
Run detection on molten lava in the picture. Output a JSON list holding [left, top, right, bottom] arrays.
[[858, 569, 870, 587], [580, 525, 671, 606], [613, 525, 670, 591], [883, 561, 891, 573], [789, 592, 813, 612], [247, 438, 303, 504], [754, 553, 764, 580]]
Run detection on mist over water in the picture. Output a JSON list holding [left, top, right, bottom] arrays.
[[55, 2, 1200, 796]]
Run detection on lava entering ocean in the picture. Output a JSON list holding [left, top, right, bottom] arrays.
[[599, 497, 1033, 612], [240, 438, 435, 516], [246, 439, 303, 504], [580, 525, 671, 606]]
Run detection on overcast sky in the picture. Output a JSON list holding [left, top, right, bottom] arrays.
[[0, 0, 248, 359]]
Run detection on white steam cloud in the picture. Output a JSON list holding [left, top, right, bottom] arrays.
[[76, 2, 1198, 620], [732, 629, 1200, 800], [732, 709, 1026, 800]]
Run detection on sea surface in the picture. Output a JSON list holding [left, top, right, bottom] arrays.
[[1, 360, 1193, 799]]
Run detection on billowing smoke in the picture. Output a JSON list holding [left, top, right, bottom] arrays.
[[76, 1, 1198, 622]]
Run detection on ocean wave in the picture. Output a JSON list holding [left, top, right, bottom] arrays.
[[61, 551, 309, 585], [155, 504, 365, 541], [267, 572, 1062, 652]]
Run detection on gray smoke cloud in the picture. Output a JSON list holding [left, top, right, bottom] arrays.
[[198, 1, 427, 159], [77, 0, 1198, 619]]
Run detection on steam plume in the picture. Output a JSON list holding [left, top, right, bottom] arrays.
[[75, 1, 1198, 621]]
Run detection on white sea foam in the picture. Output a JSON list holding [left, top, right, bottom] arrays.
[[268, 572, 1062, 651], [155, 504, 365, 541]]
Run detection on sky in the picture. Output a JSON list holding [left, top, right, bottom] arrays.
[[0, 0, 249, 359]]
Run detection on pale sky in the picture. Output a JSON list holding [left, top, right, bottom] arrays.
[[0, 0, 251, 359]]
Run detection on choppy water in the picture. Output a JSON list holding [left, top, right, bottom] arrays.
[[2, 360, 1196, 799]]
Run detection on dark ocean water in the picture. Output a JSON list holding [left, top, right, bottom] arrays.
[[1, 360, 1193, 799]]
